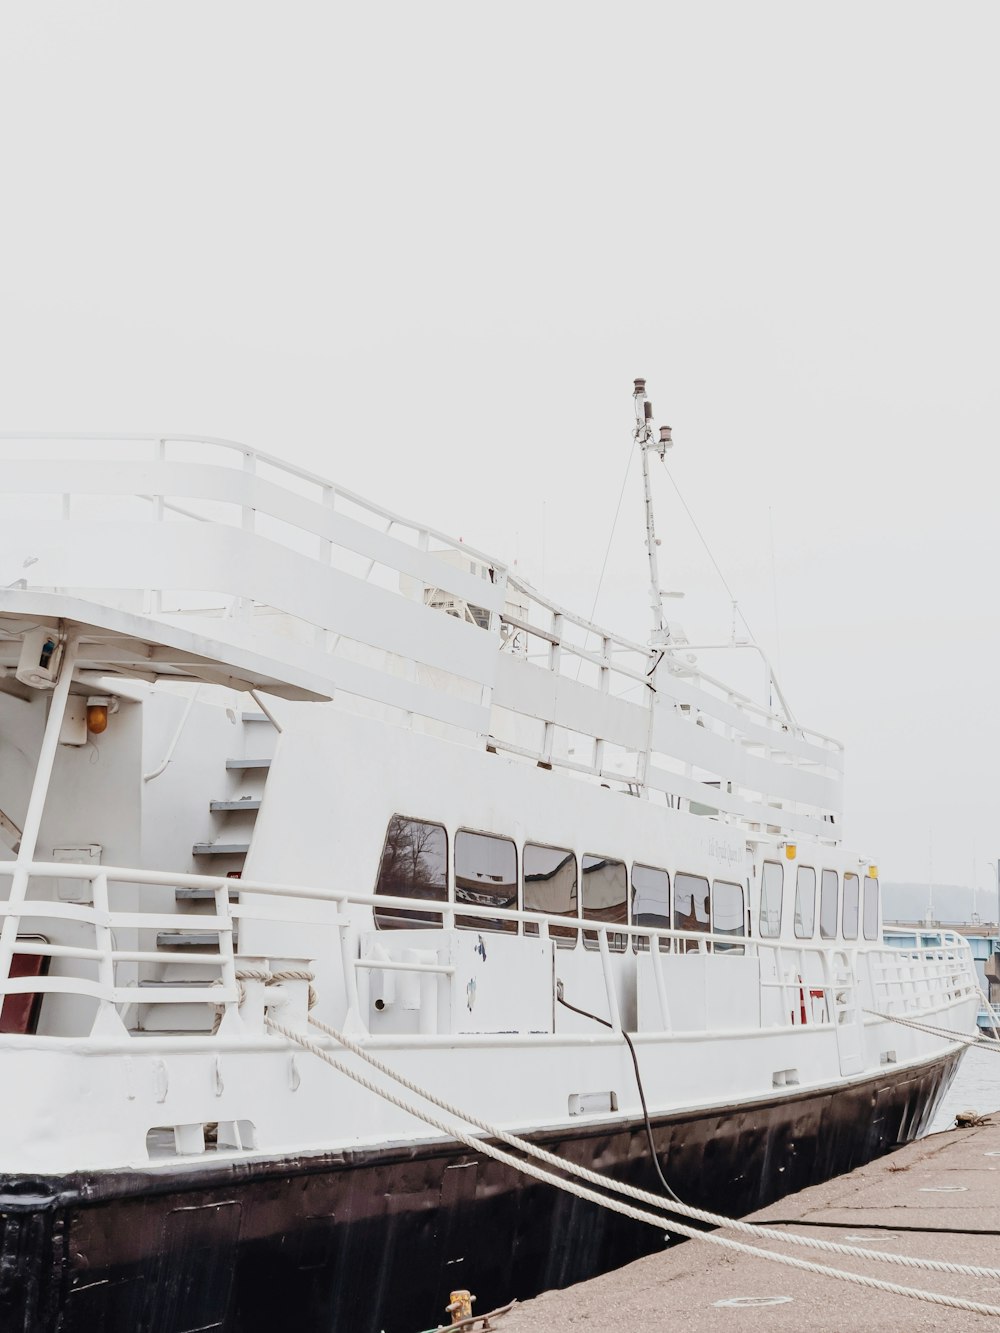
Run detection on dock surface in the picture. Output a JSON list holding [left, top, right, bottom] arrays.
[[498, 1116, 1000, 1331]]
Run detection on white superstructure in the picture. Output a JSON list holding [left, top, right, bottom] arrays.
[[0, 409, 980, 1333]]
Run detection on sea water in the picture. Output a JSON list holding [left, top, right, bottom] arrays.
[[928, 1043, 1000, 1133]]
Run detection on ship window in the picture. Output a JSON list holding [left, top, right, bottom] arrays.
[[674, 872, 710, 951], [631, 864, 670, 951], [374, 815, 448, 929], [712, 880, 745, 953], [582, 855, 627, 952], [843, 872, 860, 940], [455, 830, 517, 933], [863, 876, 880, 941], [524, 843, 578, 945], [819, 869, 839, 939], [759, 861, 783, 938], [794, 866, 817, 939]]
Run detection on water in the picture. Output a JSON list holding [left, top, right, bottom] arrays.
[[928, 1043, 1000, 1133]]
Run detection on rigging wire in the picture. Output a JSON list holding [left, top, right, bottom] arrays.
[[570, 440, 637, 681], [585, 440, 636, 627], [658, 458, 758, 646]]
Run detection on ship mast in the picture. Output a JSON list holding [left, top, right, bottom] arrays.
[[632, 378, 674, 647]]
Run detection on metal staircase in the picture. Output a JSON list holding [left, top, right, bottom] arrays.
[[141, 708, 277, 1030]]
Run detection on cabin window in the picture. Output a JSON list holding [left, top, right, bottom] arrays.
[[863, 876, 880, 941], [712, 880, 745, 953], [374, 815, 448, 929], [794, 866, 817, 939], [843, 872, 860, 940], [455, 830, 518, 933], [631, 864, 670, 951], [759, 861, 783, 938], [819, 869, 839, 939], [581, 855, 627, 952], [674, 872, 710, 951], [524, 843, 578, 944]]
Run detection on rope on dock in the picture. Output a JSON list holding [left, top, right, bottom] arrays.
[[264, 1015, 1000, 1318]]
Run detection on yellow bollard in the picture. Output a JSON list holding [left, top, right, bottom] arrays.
[[446, 1289, 476, 1324]]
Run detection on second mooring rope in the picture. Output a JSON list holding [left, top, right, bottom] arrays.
[[265, 1016, 1000, 1319]]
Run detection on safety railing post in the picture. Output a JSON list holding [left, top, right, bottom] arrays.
[[235, 450, 257, 620], [651, 935, 672, 1032], [597, 927, 622, 1033], [337, 899, 367, 1035], [148, 439, 166, 614], [0, 636, 79, 993]]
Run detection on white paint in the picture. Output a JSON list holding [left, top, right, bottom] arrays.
[[0, 440, 979, 1181]]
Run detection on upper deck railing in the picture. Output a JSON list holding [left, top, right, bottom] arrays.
[[0, 434, 842, 835]]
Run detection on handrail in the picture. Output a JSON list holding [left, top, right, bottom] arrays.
[[0, 432, 502, 570], [0, 858, 975, 962], [0, 434, 841, 757], [0, 861, 977, 1024], [0, 437, 842, 829], [143, 685, 201, 782]]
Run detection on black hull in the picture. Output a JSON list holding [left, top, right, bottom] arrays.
[[0, 1051, 960, 1333]]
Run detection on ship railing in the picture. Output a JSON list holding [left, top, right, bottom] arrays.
[[0, 431, 502, 577], [0, 435, 843, 832], [0, 433, 510, 735], [496, 569, 844, 838], [865, 932, 975, 1014], [0, 861, 979, 1044]]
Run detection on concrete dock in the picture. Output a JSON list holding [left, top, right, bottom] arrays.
[[498, 1116, 1000, 1331]]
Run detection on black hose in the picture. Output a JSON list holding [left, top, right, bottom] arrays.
[[556, 988, 709, 1230]]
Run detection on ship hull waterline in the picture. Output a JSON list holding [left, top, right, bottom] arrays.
[[0, 1049, 961, 1333]]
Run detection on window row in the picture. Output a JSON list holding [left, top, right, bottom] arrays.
[[786, 864, 879, 942], [373, 815, 745, 948], [374, 816, 880, 944]]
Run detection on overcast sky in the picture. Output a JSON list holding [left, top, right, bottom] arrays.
[[1, 3, 997, 895]]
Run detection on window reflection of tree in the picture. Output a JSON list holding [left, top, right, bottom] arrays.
[[375, 815, 448, 929]]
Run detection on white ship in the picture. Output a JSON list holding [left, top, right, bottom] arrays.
[[0, 384, 979, 1332]]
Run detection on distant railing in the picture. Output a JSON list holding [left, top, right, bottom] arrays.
[[0, 861, 978, 1045]]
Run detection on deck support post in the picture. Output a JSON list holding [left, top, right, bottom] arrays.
[[0, 633, 79, 990]]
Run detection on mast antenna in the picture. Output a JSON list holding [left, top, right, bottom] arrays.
[[632, 378, 675, 646]]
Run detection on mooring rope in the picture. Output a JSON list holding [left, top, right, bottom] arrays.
[[301, 1014, 1000, 1279], [264, 1015, 1000, 1318], [863, 1008, 1000, 1053], [213, 967, 316, 1033]]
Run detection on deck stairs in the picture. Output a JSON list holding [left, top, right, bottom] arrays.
[[138, 709, 277, 1032]]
